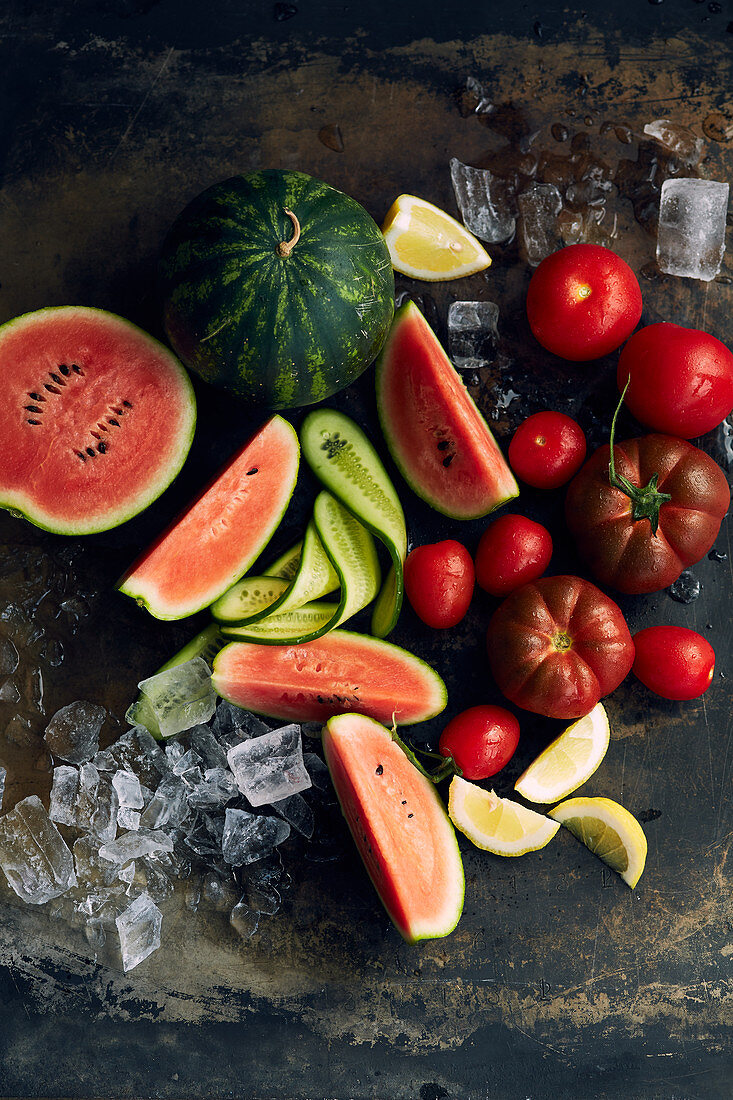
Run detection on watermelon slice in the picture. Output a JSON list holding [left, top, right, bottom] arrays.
[[118, 415, 299, 619], [0, 307, 196, 534], [212, 629, 446, 725], [323, 712, 464, 942], [376, 301, 519, 519]]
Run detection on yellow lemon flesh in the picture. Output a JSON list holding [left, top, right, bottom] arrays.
[[382, 195, 491, 281], [548, 796, 648, 889], [514, 703, 610, 804], [448, 776, 560, 856]]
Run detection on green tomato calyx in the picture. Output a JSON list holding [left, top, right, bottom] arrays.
[[608, 378, 671, 537]]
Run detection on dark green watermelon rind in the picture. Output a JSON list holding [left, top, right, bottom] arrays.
[[159, 170, 395, 409], [0, 306, 197, 536], [375, 302, 520, 522], [323, 713, 465, 943]]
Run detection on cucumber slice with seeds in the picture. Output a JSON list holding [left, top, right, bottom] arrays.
[[222, 491, 380, 645], [211, 575, 290, 626], [125, 622, 225, 739], [300, 409, 407, 637], [265, 540, 303, 580]]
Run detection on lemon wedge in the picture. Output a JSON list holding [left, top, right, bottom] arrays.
[[382, 195, 491, 281], [448, 776, 560, 856], [548, 796, 647, 888], [514, 703, 610, 804]]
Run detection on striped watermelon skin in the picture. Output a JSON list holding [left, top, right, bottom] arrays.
[[160, 170, 395, 409]]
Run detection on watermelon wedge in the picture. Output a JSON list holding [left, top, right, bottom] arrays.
[[323, 713, 464, 943], [118, 415, 299, 619], [376, 301, 519, 519], [212, 629, 446, 725], [0, 307, 196, 534]]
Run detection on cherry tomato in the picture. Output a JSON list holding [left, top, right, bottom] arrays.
[[439, 705, 520, 780], [475, 514, 552, 597], [618, 323, 733, 438], [566, 434, 730, 594], [404, 539, 474, 629], [526, 243, 642, 361], [487, 575, 635, 719], [508, 411, 587, 489], [632, 626, 715, 701]]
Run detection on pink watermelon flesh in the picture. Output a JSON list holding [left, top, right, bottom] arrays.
[[118, 415, 299, 619], [212, 629, 447, 725], [0, 307, 196, 534], [322, 712, 464, 942], [376, 301, 519, 519]]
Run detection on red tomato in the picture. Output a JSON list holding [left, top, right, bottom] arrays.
[[618, 323, 733, 438], [508, 411, 587, 489], [486, 575, 635, 719], [632, 626, 715, 701], [475, 514, 552, 597], [526, 243, 642, 361], [566, 434, 730, 594], [439, 705, 520, 780], [404, 539, 474, 629]]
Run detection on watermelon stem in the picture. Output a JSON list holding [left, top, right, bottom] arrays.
[[276, 209, 301, 257], [389, 728, 461, 784]]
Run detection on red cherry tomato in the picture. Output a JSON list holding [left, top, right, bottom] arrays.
[[632, 626, 715, 701], [404, 539, 475, 629], [508, 411, 587, 489], [618, 323, 733, 438], [526, 243, 642, 361], [439, 705, 520, 780], [475, 514, 552, 597]]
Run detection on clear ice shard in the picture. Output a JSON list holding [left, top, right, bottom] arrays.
[[137, 658, 216, 738], [656, 178, 729, 282], [99, 828, 174, 866], [43, 700, 106, 764], [108, 726, 168, 789], [0, 794, 77, 903], [271, 793, 315, 838], [75, 764, 118, 842], [226, 724, 311, 807], [450, 158, 516, 243], [0, 765, 5, 813], [447, 301, 500, 371], [517, 183, 563, 266], [186, 768, 238, 810], [116, 892, 162, 972], [643, 120, 704, 166], [112, 770, 144, 809], [49, 765, 80, 826], [221, 808, 290, 866], [139, 773, 189, 830]]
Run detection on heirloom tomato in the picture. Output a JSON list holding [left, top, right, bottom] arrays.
[[486, 575, 634, 720], [632, 626, 715, 701], [566, 434, 729, 594]]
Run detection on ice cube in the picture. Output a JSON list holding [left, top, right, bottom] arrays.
[[0, 794, 76, 904], [118, 861, 136, 889], [108, 726, 168, 789], [73, 835, 120, 887], [112, 770, 143, 810], [139, 773, 189, 830], [450, 158, 516, 243], [245, 878, 281, 915], [117, 807, 141, 831], [303, 752, 333, 794], [49, 765, 79, 827], [184, 812, 224, 859], [92, 750, 116, 772], [657, 178, 729, 281], [185, 725, 228, 770], [221, 808, 290, 866], [186, 767, 238, 810], [75, 764, 118, 842], [0, 679, 20, 704], [0, 637, 19, 676], [271, 793, 314, 838], [518, 183, 564, 266], [171, 748, 203, 787], [116, 892, 162, 972], [447, 300, 500, 371], [0, 764, 5, 813], [99, 828, 174, 866], [230, 900, 259, 939], [43, 700, 106, 764], [138, 658, 216, 738], [643, 120, 704, 166], [226, 725, 311, 807]]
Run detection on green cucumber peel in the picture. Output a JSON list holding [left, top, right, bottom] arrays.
[[264, 539, 303, 580], [221, 491, 380, 645], [211, 575, 290, 626], [300, 408, 407, 637], [125, 623, 225, 740]]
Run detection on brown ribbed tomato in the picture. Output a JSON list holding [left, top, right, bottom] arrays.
[[565, 434, 729, 594], [487, 575, 634, 720]]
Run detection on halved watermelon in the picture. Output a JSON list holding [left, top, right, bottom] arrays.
[[118, 415, 299, 619], [212, 629, 446, 725], [323, 713, 464, 942], [376, 301, 519, 519], [0, 307, 196, 534]]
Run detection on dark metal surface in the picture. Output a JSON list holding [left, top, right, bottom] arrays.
[[1, 3, 732, 1098]]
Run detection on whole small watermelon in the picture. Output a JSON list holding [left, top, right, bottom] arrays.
[[159, 170, 395, 409]]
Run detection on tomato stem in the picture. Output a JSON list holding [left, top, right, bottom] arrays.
[[389, 728, 462, 784], [608, 378, 671, 536]]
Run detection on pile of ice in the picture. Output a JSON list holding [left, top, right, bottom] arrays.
[[0, 661, 340, 973]]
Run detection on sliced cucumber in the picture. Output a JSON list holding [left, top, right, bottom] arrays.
[[265, 540, 303, 580], [125, 623, 225, 739], [300, 409, 407, 637], [222, 492, 380, 645], [211, 575, 290, 625]]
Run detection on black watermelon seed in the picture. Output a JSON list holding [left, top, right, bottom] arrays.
[[375, 764, 383, 775], [437, 440, 450, 450], [44, 384, 60, 394], [86, 447, 96, 457], [29, 392, 44, 401], [442, 454, 455, 467], [247, 467, 259, 475], [407, 813, 414, 818], [26, 419, 41, 425], [108, 418, 120, 427], [50, 373, 64, 385], [71, 364, 83, 374], [58, 364, 70, 375], [98, 442, 107, 454], [24, 405, 41, 413], [122, 400, 133, 408]]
